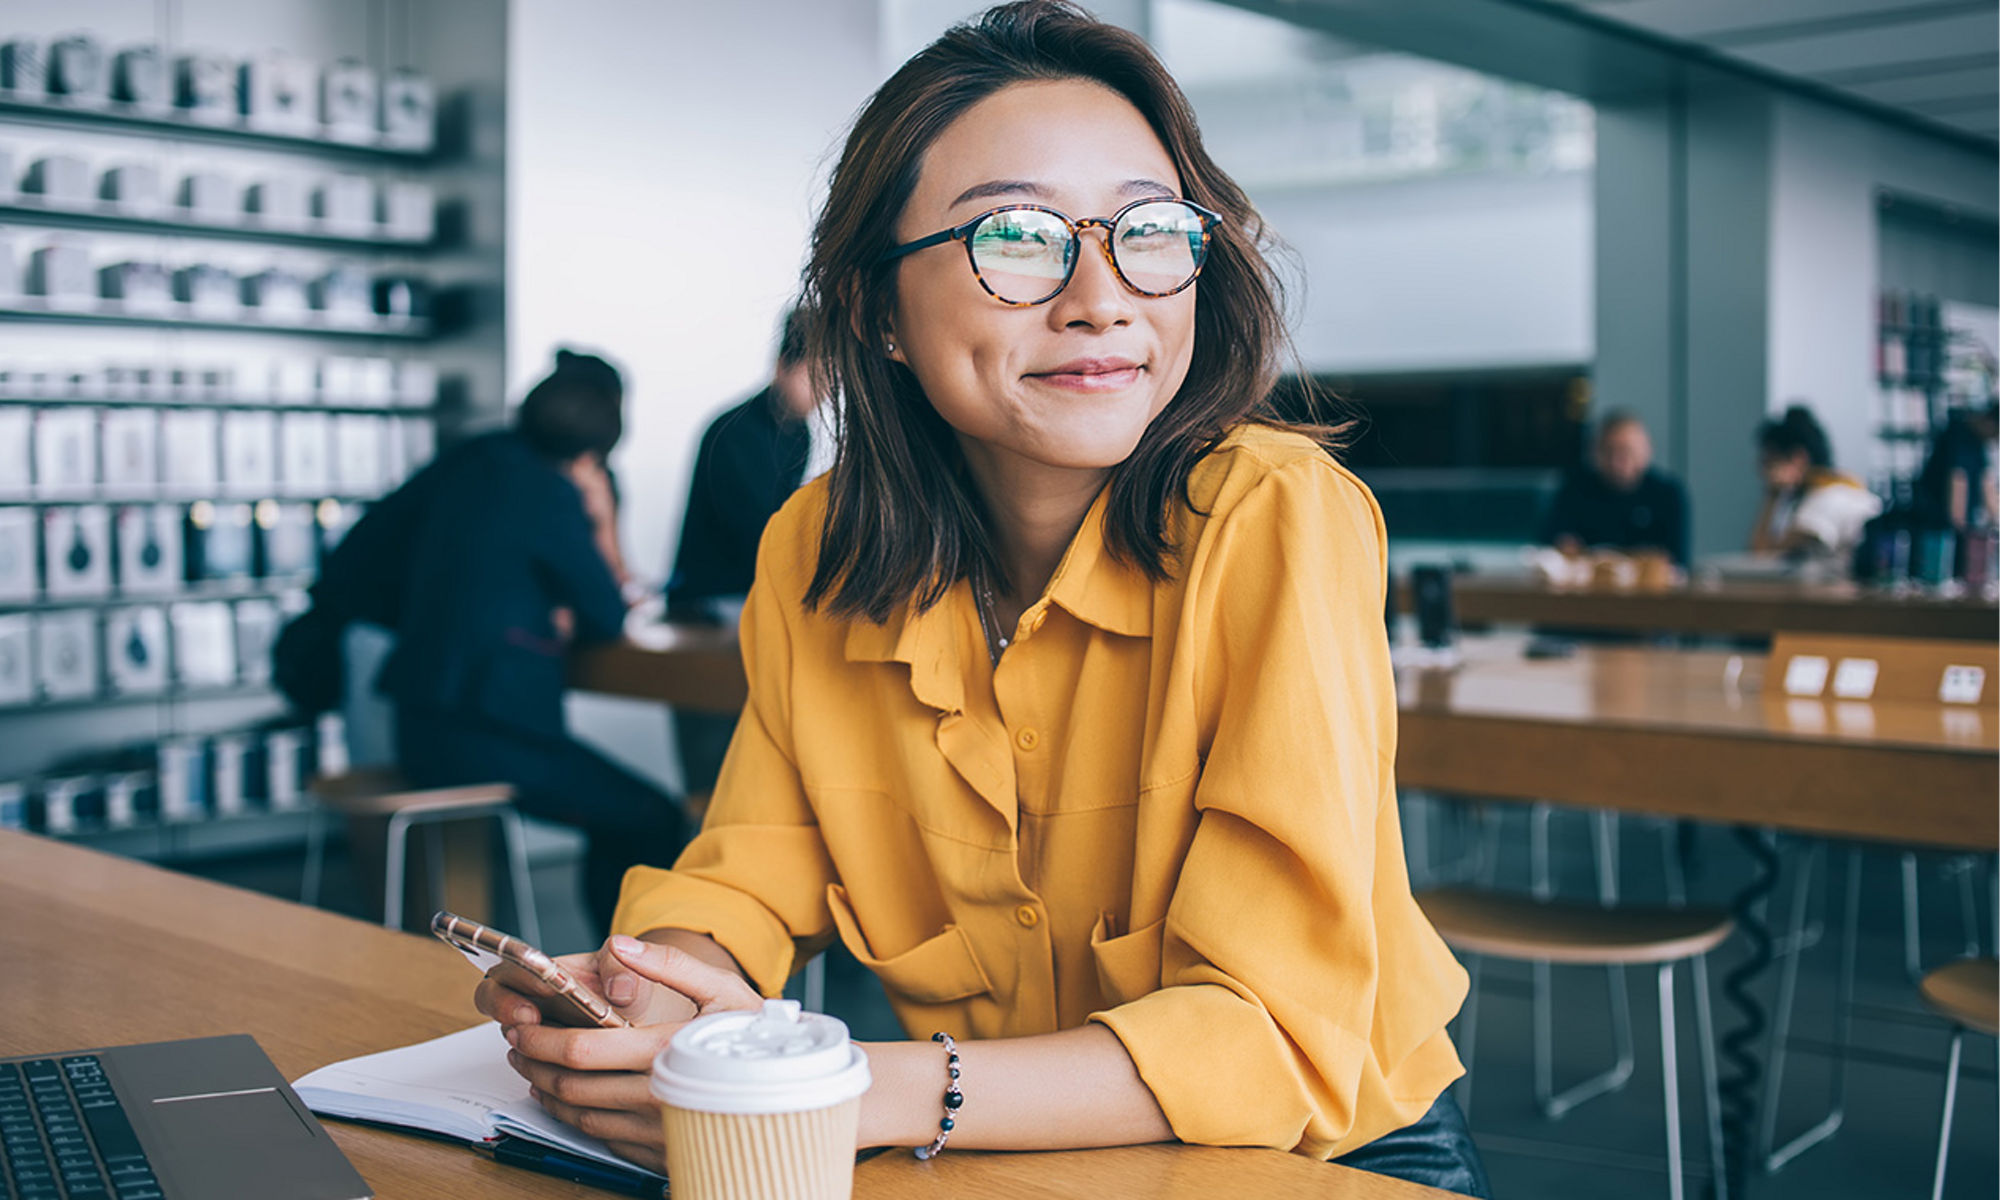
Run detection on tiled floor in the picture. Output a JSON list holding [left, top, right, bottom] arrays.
[[199, 800, 1995, 1199]]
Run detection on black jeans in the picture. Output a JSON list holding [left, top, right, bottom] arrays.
[[1334, 1093, 1491, 1198], [395, 710, 688, 936]]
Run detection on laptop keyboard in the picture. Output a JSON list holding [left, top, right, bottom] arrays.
[[0, 1058, 163, 1200]]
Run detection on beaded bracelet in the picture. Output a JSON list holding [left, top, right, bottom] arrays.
[[912, 1032, 963, 1160]]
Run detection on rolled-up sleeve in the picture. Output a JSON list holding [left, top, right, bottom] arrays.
[[611, 532, 838, 998], [1090, 458, 1465, 1157]]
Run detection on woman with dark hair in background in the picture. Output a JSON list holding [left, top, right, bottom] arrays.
[[1751, 404, 1882, 561], [475, 5, 1484, 1193], [310, 349, 686, 935]]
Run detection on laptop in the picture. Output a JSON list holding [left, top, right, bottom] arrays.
[[2, 1035, 370, 1200]]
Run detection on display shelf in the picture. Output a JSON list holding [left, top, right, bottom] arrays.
[[0, 575, 313, 615], [0, 298, 431, 338], [38, 806, 320, 865], [4, 680, 280, 716], [0, 92, 432, 163], [0, 198, 437, 253], [0, 393, 440, 415]]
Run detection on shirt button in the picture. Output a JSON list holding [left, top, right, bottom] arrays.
[[1015, 727, 1039, 751], [1015, 905, 1040, 928]]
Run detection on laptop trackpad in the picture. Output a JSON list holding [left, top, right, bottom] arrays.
[[148, 1090, 320, 1190]]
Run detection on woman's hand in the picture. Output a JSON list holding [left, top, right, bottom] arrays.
[[476, 935, 765, 1171]]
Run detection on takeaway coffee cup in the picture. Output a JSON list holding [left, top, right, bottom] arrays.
[[651, 999, 872, 1200]]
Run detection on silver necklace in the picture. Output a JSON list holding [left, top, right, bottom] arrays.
[[974, 577, 1010, 667]]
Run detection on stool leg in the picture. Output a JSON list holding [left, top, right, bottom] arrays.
[[1763, 846, 1858, 1172], [1456, 953, 1484, 1117], [1760, 841, 1821, 1161], [384, 810, 414, 932], [1905, 851, 1927, 983], [301, 807, 325, 907], [497, 810, 542, 947], [1693, 954, 1727, 1200], [1658, 963, 1685, 1200], [1952, 856, 1981, 959], [1931, 1028, 1964, 1200], [803, 954, 827, 1013]]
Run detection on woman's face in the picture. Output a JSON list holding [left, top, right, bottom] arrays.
[[1761, 448, 1809, 492], [887, 79, 1198, 482]]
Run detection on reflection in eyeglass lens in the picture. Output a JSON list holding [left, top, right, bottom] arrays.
[[967, 202, 1205, 303]]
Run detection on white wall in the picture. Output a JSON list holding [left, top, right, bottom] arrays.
[[507, 0, 883, 587], [1766, 96, 1999, 484]]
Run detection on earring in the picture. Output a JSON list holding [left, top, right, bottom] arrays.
[[885, 339, 897, 356]]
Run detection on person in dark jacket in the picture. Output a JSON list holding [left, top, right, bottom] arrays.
[[1540, 410, 1691, 566], [665, 308, 825, 801], [346, 350, 682, 934]]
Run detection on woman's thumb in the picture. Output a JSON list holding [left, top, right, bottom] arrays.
[[606, 935, 741, 1010]]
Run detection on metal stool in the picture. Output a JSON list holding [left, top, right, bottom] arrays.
[[1920, 956, 1997, 1200], [1420, 885, 1733, 1200], [301, 768, 541, 945]]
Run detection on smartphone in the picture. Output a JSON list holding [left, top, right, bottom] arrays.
[[431, 910, 629, 1029]]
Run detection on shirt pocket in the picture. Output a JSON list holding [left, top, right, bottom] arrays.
[[825, 883, 993, 1005], [1089, 912, 1167, 1006]]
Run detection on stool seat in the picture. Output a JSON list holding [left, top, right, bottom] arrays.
[[1419, 887, 1734, 965], [1920, 957, 1999, 1036], [310, 769, 514, 818]]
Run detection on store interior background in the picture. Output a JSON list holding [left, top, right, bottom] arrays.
[[2, 1, 1994, 1197]]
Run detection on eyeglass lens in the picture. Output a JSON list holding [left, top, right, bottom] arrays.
[[967, 200, 1206, 304]]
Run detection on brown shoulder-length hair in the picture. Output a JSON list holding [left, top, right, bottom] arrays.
[[801, 0, 1333, 622]]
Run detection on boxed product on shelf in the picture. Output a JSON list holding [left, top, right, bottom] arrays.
[[174, 264, 241, 319], [47, 35, 107, 102], [0, 509, 33, 603], [242, 268, 310, 320], [240, 51, 316, 135], [1, 40, 47, 94], [56, 366, 102, 397], [0, 409, 28, 498], [101, 409, 160, 497], [35, 610, 100, 701], [0, 782, 23, 829], [169, 600, 235, 686], [159, 409, 220, 493], [21, 154, 91, 207], [321, 60, 378, 143], [168, 364, 230, 401], [235, 598, 280, 685], [220, 410, 277, 495], [391, 417, 437, 478], [372, 275, 429, 320], [245, 177, 310, 230], [103, 771, 149, 829], [43, 506, 112, 599], [210, 733, 249, 815], [112, 45, 168, 111], [313, 175, 374, 236], [179, 170, 236, 224], [183, 500, 254, 582], [394, 360, 438, 408], [316, 356, 358, 402], [100, 163, 166, 216], [39, 775, 92, 835], [380, 181, 435, 242], [156, 737, 206, 821], [380, 69, 436, 152], [354, 357, 394, 406], [105, 605, 168, 696], [0, 615, 28, 705], [114, 504, 183, 595], [256, 500, 317, 577], [0, 231, 19, 298], [280, 412, 332, 494], [311, 266, 373, 326], [100, 260, 174, 315], [27, 242, 94, 310], [174, 52, 235, 124], [267, 357, 315, 404], [266, 728, 307, 810], [33, 407, 97, 497], [313, 710, 349, 778], [333, 413, 387, 493]]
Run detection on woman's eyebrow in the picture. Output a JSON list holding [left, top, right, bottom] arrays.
[[947, 178, 1183, 210]]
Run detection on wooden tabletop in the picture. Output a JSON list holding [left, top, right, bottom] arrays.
[[1419, 571, 1997, 641], [576, 628, 1997, 852], [1, 832, 1452, 1199]]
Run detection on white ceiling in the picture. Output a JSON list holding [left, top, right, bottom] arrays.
[[1545, 0, 1997, 141]]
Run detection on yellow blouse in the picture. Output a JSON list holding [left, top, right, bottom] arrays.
[[613, 424, 1467, 1158]]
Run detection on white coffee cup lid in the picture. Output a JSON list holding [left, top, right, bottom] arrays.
[[651, 1000, 871, 1114]]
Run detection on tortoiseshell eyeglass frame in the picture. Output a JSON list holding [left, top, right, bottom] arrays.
[[880, 196, 1220, 307]]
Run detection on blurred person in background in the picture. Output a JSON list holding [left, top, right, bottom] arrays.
[[665, 307, 828, 810], [1751, 404, 1882, 562], [1915, 400, 1999, 534], [1539, 409, 1690, 567]]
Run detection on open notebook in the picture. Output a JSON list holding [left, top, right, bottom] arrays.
[[293, 1022, 668, 1193]]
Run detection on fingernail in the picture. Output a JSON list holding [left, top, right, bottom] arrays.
[[611, 935, 645, 956], [513, 1006, 535, 1024], [606, 975, 635, 1005], [504, 1026, 520, 1045]]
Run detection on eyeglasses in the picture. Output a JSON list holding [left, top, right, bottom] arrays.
[[882, 196, 1218, 307]]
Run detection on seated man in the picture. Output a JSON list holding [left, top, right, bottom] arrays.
[[1541, 410, 1690, 567]]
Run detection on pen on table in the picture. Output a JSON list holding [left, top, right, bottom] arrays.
[[488, 1137, 667, 1198]]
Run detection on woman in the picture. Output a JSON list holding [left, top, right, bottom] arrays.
[[1750, 405, 1882, 561], [477, 5, 1484, 1193]]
